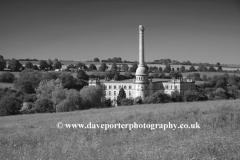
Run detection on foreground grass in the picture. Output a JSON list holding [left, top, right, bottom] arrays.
[[0, 100, 240, 160]]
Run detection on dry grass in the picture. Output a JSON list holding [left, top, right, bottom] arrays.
[[1, 99, 240, 159]]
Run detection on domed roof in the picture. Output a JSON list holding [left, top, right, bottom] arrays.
[[135, 65, 148, 76]]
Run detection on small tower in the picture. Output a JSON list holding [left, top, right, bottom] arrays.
[[135, 25, 148, 100]]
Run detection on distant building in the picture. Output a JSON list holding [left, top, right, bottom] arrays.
[[89, 25, 195, 100]]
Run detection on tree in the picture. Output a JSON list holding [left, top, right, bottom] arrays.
[[33, 98, 55, 113], [47, 59, 53, 66], [77, 70, 89, 81], [111, 62, 118, 71], [46, 59, 53, 70], [14, 69, 42, 94], [0, 96, 22, 116], [180, 66, 185, 72], [80, 85, 105, 109], [53, 60, 62, 69], [124, 71, 134, 79], [33, 65, 39, 70], [144, 90, 171, 104], [67, 64, 75, 71], [98, 63, 108, 71], [213, 88, 228, 100], [120, 98, 134, 106], [55, 89, 82, 112], [171, 90, 183, 102], [0, 72, 15, 83], [93, 58, 100, 62], [17, 80, 36, 94], [189, 65, 196, 72], [8, 59, 22, 71], [75, 62, 87, 70], [58, 72, 77, 89], [216, 62, 220, 66], [24, 94, 37, 103], [169, 72, 182, 79], [35, 79, 63, 99], [89, 64, 97, 70], [208, 66, 216, 72], [39, 60, 48, 70], [24, 62, 33, 69], [223, 73, 229, 79], [202, 75, 207, 81], [159, 67, 163, 72], [228, 76, 237, 86], [164, 64, 171, 73], [187, 73, 201, 81], [184, 90, 207, 102], [117, 88, 126, 105], [215, 79, 227, 88], [217, 66, 223, 71], [0, 55, 6, 71], [129, 63, 138, 72], [121, 64, 129, 72]]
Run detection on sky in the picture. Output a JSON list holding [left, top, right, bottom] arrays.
[[1, 0, 240, 64]]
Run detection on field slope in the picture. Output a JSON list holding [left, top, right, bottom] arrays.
[[1, 100, 240, 159]]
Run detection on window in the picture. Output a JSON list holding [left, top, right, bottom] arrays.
[[109, 91, 111, 95], [124, 85, 126, 89], [175, 85, 177, 89], [165, 85, 168, 89], [129, 85, 132, 89], [109, 85, 112, 89], [114, 91, 116, 96], [119, 85, 121, 89], [129, 91, 131, 96], [114, 85, 116, 89]]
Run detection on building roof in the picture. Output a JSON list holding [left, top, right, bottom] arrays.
[[101, 78, 171, 84]]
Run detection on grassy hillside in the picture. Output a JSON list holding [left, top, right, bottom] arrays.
[[1, 100, 240, 159]]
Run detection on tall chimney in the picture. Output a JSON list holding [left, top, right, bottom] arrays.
[[139, 25, 145, 66]]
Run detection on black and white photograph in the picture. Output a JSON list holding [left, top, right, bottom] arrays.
[[0, 0, 240, 159]]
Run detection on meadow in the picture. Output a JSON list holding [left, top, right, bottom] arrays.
[[0, 82, 14, 89], [0, 99, 240, 159]]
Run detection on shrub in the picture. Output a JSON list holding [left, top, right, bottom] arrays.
[[171, 90, 183, 102], [33, 98, 54, 113], [20, 102, 35, 114], [102, 98, 112, 108], [134, 96, 143, 105], [0, 96, 22, 116], [0, 72, 15, 83], [184, 90, 208, 102], [144, 91, 171, 104], [120, 98, 134, 106]]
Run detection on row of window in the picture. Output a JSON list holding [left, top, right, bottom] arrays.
[[181, 84, 194, 90], [165, 85, 178, 90], [107, 91, 132, 96], [136, 76, 147, 81], [106, 85, 132, 90]]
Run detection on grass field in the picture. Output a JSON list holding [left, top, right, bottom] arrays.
[[0, 82, 14, 89], [0, 100, 240, 159]]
